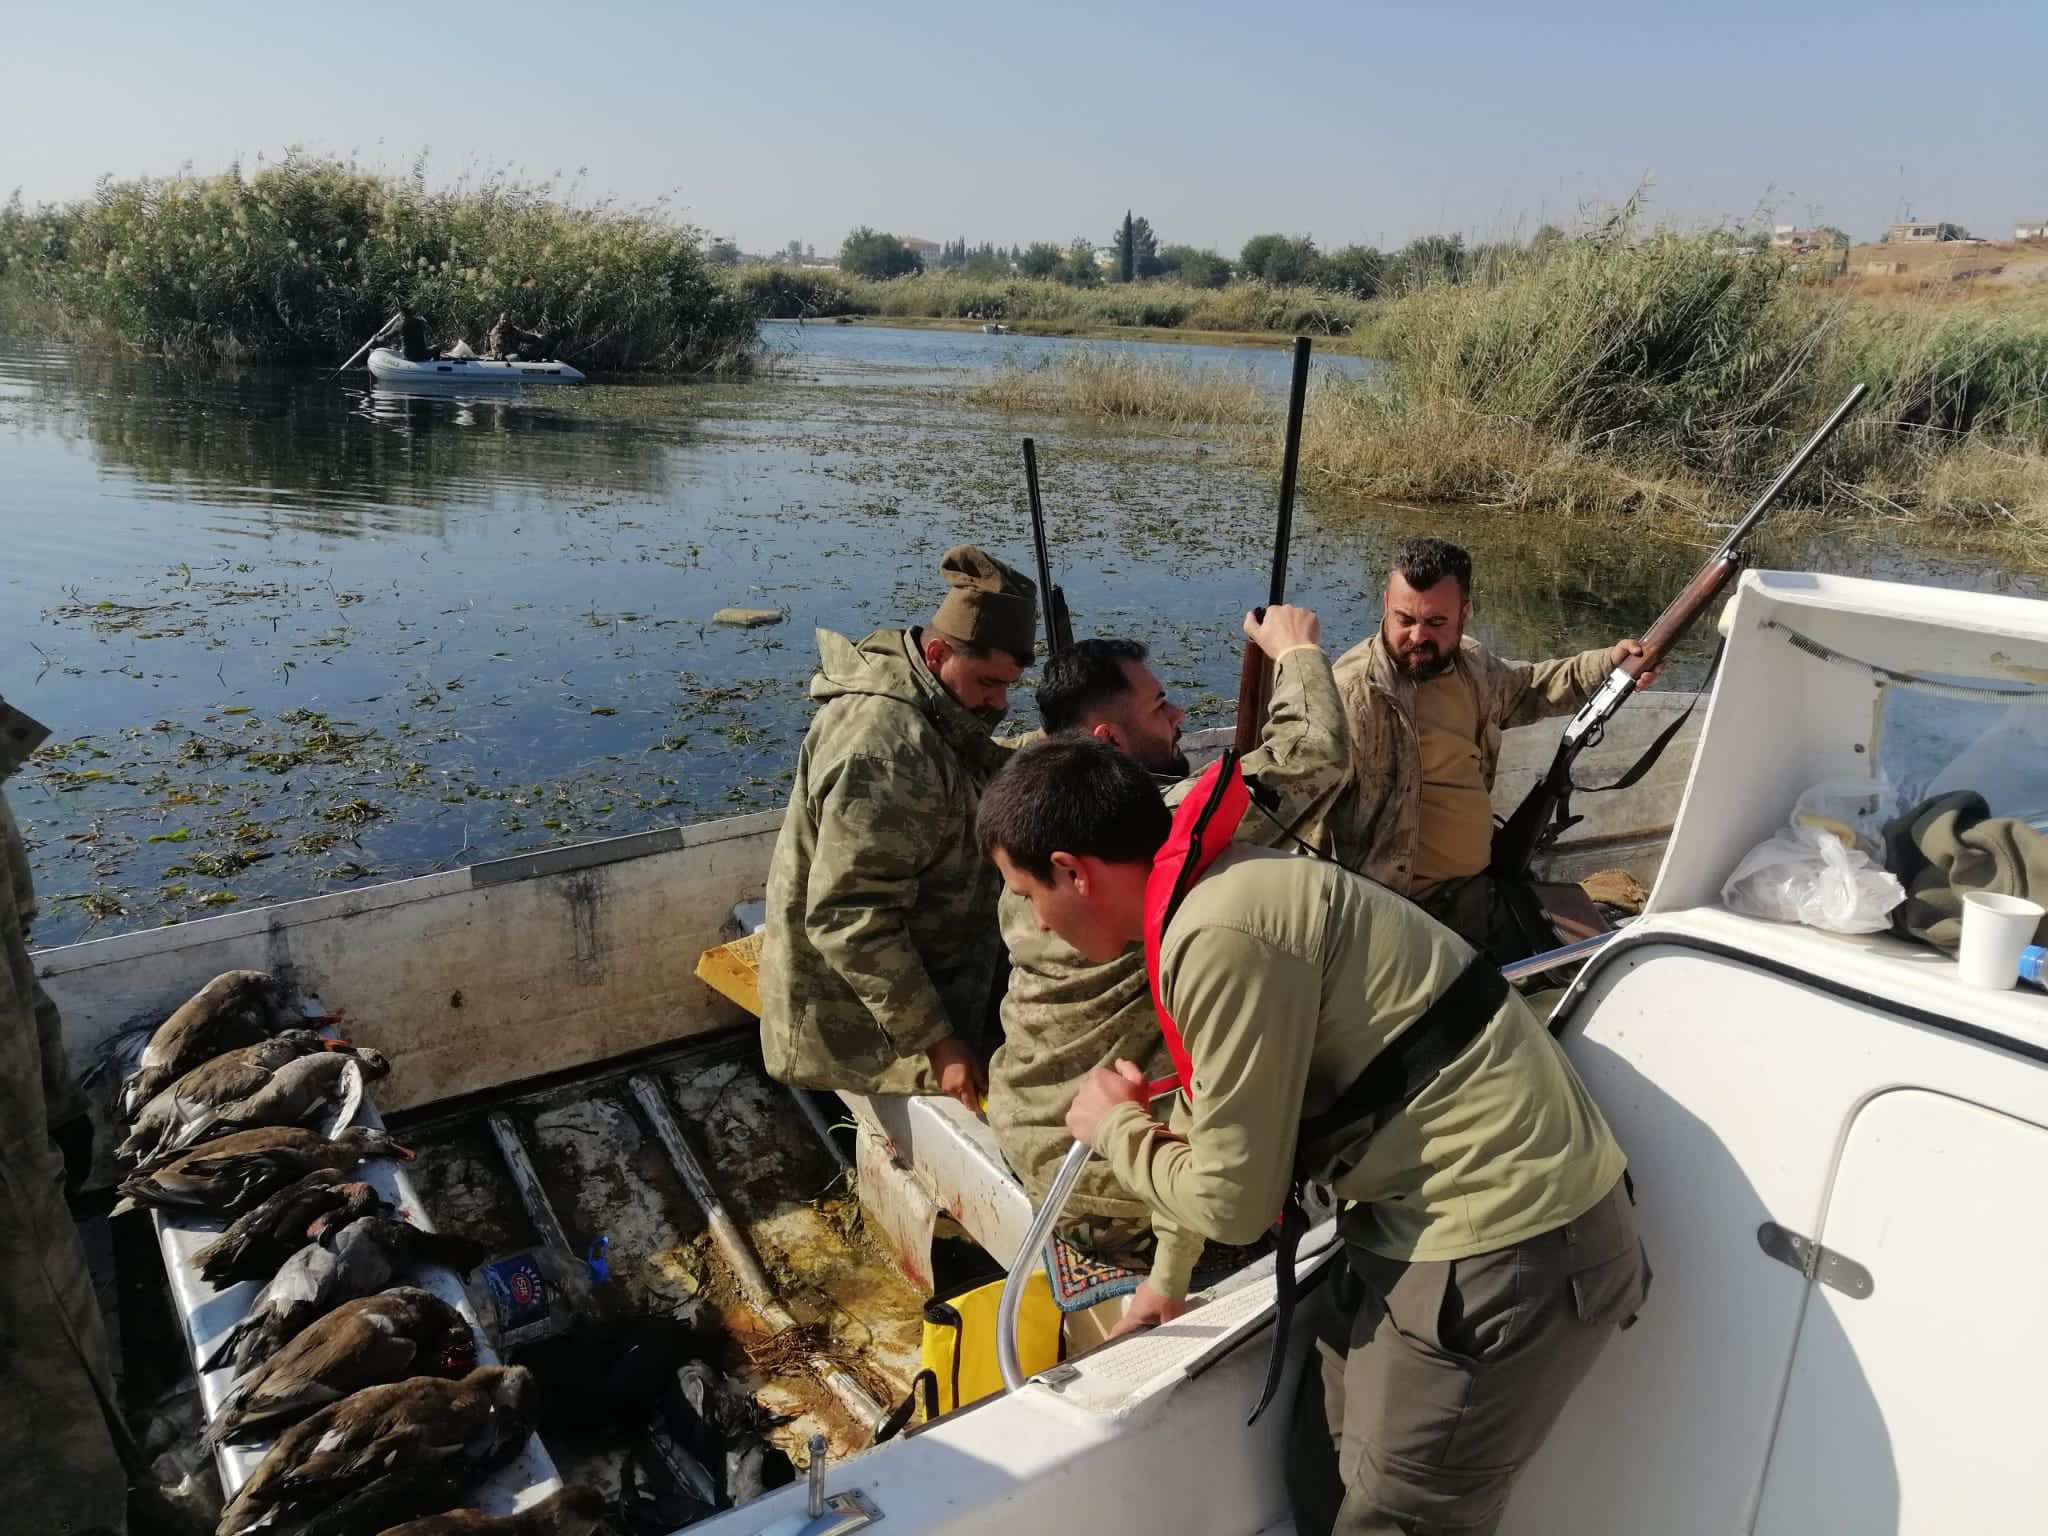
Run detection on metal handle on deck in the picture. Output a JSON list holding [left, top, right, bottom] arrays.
[[997, 1138, 1094, 1392], [993, 937, 1618, 1393], [1498, 932, 1613, 984]]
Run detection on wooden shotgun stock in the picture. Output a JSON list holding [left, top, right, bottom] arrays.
[[1233, 336, 1314, 754]]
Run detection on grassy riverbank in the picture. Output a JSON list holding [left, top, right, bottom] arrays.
[[970, 234, 2048, 534], [0, 156, 757, 372], [735, 266, 1372, 341]]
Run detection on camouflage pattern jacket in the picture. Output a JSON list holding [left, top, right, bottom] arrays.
[[1325, 631, 1612, 892], [1, 696, 128, 1532], [985, 644, 1351, 1218], [759, 630, 1012, 1093]]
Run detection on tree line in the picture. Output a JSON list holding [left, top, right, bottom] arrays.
[[829, 211, 1569, 295]]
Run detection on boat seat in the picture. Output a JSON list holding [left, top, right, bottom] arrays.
[[697, 905, 1037, 1271], [147, 997, 561, 1509]]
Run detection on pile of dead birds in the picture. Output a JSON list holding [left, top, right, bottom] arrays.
[[109, 970, 792, 1536]]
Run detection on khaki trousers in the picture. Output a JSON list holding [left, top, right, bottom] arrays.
[[1286, 1178, 1648, 1536]]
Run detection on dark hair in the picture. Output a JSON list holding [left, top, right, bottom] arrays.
[[1037, 638, 1149, 733], [977, 736, 1171, 879], [1390, 536, 1472, 598], [925, 630, 1014, 666]]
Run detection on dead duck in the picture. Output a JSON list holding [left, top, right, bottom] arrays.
[[371, 1484, 609, 1536], [216, 1366, 538, 1536], [121, 1031, 365, 1164], [136, 1047, 391, 1167], [113, 1125, 411, 1219], [204, 1216, 487, 1376], [509, 1312, 724, 1447], [119, 970, 302, 1120], [192, 1173, 388, 1291], [204, 1287, 477, 1448]]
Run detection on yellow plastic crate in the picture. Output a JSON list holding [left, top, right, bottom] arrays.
[[696, 931, 765, 1017]]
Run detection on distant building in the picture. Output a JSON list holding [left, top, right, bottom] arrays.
[[1886, 220, 1967, 243], [2017, 221, 2048, 243], [901, 237, 943, 264], [1770, 225, 1851, 252], [1092, 246, 1120, 270]]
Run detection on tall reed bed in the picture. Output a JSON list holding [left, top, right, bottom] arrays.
[[0, 155, 758, 373], [964, 233, 2048, 532], [1307, 234, 2048, 530]]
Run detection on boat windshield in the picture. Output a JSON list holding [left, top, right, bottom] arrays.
[[1879, 679, 2048, 830]]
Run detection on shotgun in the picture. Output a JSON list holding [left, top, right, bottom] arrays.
[[1489, 382, 1869, 880], [1023, 438, 1074, 660], [1232, 336, 1314, 755]]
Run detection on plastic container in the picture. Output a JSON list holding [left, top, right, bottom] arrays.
[[1958, 892, 2048, 990], [2022, 945, 2046, 989]]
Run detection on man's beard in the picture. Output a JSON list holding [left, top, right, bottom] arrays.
[[1398, 645, 1455, 680], [974, 705, 1009, 728], [1133, 741, 1191, 778], [1385, 625, 1455, 681]]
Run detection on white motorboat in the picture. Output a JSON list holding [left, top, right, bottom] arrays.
[[47, 568, 2048, 1533]]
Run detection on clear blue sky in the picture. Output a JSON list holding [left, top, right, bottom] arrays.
[[5, 0, 2043, 254]]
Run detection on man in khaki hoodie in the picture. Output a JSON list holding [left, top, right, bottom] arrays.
[[979, 736, 1646, 1536], [759, 546, 1036, 1108], [986, 608, 1349, 1285], [1326, 537, 1656, 962]]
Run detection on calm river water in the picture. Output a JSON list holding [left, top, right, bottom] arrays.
[[1, 327, 2036, 942]]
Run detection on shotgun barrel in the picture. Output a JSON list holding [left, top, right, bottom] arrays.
[[1233, 336, 1314, 755], [1023, 438, 1074, 660]]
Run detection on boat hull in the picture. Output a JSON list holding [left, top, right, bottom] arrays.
[[366, 347, 585, 384]]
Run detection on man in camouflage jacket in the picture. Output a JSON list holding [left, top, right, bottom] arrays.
[[760, 547, 1036, 1109], [985, 604, 1349, 1273], [1, 695, 129, 1534]]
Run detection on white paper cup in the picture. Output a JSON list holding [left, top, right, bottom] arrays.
[[1958, 891, 2047, 989]]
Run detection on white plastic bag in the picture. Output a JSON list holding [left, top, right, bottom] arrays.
[[1721, 822, 1906, 934], [1790, 775, 1896, 855]]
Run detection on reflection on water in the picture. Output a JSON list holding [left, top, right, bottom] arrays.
[[0, 331, 2038, 943], [758, 320, 1379, 390]]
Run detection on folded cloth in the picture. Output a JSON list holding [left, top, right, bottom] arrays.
[[1881, 790, 2048, 954]]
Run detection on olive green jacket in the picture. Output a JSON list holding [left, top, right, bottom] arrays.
[[1325, 632, 1613, 891], [1094, 846, 1626, 1298], [0, 696, 128, 1531], [986, 644, 1350, 1219], [759, 630, 1012, 1093]]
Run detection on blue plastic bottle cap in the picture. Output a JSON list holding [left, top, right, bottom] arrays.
[[2022, 945, 2047, 987]]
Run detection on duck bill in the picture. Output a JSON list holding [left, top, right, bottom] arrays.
[[392, 1142, 418, 1160]]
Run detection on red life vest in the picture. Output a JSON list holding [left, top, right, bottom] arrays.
[[1142, 752, 1249, 1102]]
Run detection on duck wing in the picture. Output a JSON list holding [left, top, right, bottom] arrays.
[[202, 1241, 335, 1374], [191, 1170, 348, 1289], [205, 1298, 424, 1447], [323, 1056, 366, 1138], [137, 1058, 284, 1164]]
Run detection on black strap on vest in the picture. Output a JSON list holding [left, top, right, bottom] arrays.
[[1247, 952, 1512, 1425]]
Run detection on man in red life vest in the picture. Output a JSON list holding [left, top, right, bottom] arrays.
[[978, 736, 1647, 1536]]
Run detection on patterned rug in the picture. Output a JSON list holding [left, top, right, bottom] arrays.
[[1043, 1228, 1276, 1313]]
